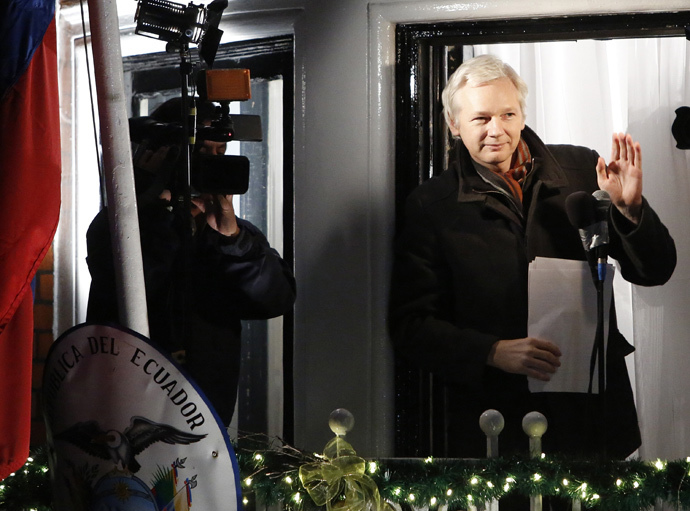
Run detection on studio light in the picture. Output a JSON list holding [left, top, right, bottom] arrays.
[[134, 0, 227, 65], [135, 0, 206, 45]]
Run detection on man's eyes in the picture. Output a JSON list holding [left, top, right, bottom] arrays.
[[471, 113, 516, 122]]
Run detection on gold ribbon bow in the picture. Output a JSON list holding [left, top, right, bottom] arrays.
[[299, 437, 386, 511]]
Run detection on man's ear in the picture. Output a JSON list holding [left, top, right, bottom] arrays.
[[448, 117, 461, 138]]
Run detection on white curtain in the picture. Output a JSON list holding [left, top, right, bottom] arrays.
[[474, 39, 690, 460]]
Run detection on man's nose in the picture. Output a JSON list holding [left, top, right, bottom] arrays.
[[487, 117, 505, 136]]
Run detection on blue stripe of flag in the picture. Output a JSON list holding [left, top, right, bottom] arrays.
[[0, 0, 55, 98]]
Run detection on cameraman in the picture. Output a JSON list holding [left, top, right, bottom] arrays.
[[85, 98, 297, 426]]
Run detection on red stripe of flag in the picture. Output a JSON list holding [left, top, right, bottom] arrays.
[[0, 4, 61, 481]]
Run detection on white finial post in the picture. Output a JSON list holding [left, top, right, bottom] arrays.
[[479, 409, 505, 458], [329, 408, 355, 437], [522, 411, 548, 458], [479, 410, 504, 511], [522, 412, 548, 511]]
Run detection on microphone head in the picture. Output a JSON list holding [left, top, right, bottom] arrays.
[[565, 191, 597, 229], [592, 189, 610, 203], [592, 189, 611, 221]]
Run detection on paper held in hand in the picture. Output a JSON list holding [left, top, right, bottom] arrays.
[[527, 257, 614, 394]]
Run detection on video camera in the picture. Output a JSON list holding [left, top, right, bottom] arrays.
[[132, 0, 264, 196], [129, 69, 263, 196]]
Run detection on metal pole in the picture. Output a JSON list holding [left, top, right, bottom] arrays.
[[86, 0, 150, 336]]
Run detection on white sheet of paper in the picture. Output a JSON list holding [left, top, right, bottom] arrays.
[[527, 257, 614, 394]]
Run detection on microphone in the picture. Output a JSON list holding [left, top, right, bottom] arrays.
[[565, 191, 609, 283], [591, 189, 611, 273]]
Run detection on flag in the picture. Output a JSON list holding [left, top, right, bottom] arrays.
[[0, 0, 61, 481]]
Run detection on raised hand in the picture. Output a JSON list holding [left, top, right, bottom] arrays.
[[596, 132, 643, 224]]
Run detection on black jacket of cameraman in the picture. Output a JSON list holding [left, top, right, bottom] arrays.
[[85, 200, 297, 425]]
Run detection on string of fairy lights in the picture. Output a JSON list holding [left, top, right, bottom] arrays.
[[234, 446, 690, 511], [3, 444, 690, 511], [0, 447, 51, 511]]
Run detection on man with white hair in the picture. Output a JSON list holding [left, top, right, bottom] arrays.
[[390, 54, 676, 460]]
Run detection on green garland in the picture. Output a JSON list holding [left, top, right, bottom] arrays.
[[3, 442, 690, 511], [0, 445, 52, 511], [234, 440, 690, 511]]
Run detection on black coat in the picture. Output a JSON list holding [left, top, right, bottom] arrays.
[[390, 127, 676, 458], [86, 202, 297, 425]]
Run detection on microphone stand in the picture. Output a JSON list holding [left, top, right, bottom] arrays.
[[567, 191, 610, 458], [590, 257, 607, 458]]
